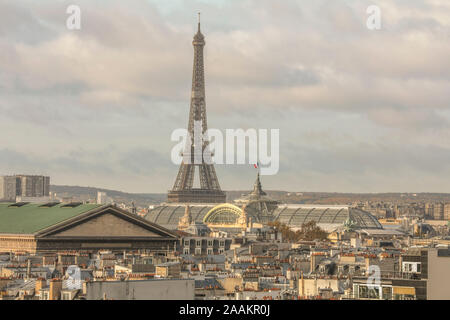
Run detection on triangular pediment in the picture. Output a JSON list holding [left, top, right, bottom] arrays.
[[37, 207, 177, 239]]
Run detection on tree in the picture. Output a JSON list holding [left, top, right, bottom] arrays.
[[298, 221, 328, 241], [268, 220, 328, 242]]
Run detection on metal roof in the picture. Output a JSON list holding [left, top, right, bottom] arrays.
[[145, 204, 215, 229], [146, 204, 382, 230], [273, 206, 382, 229], [0, 203, 102, 234]]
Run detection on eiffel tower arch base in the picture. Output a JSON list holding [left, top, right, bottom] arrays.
[[167, 189, 226, 204]]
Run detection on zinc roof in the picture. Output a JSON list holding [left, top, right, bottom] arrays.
[[0, 202, 102, 234]]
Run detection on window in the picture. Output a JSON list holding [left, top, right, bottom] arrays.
[[183, 248, 190, 255], [368, 286, 380, 299], [184, 240, 190, 246], [219, 240, 225, 247], [382, 287, 392, 300], [207, 240, 213, 247], [402, 262, 421, 273], [195, 248, 202, 255], [196, 240, 202, 247], [358, 285, 380, 299], [358, 285, 368, 299], [62, 293, 71, 300], [207, 248, 213, 255], [218, 248, 224, 254]]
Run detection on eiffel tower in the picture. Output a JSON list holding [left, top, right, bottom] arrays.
[[167, 15, 226, 204]]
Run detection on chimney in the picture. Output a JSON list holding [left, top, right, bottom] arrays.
[[301, 271, 305, 297], [310, 253, 321, 273], [82, 281, 87, 295], [49, 279, 62, 300], [26, 259, 31, 279]]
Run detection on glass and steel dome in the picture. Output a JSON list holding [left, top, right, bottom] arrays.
[[272, 205, 382, 230], [203, 203, 243, 225], [145, 204, 215, 229], [145, 203, 382, 231]]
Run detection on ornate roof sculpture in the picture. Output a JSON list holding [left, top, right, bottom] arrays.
[[146, 204, 215, 229], [177, 204, 212, 236], [177, 205, 192, 230], [344, 218, 357, 232], [184, 222, 211, 237]]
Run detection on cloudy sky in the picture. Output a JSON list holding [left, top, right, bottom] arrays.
[[0, 0, 449, 193]]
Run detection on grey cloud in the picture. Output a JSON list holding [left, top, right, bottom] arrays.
[[0, 0, 449, 192], [118, 148, 171, 175], [0, 147, 115, 175], [0, 148, 37, 170], [0, 1, 56, 45], [367, 107, 450, 131]]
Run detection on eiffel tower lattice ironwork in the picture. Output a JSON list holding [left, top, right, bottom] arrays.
[[168, 15, 226, 204]]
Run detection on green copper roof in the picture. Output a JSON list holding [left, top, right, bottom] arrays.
[[0, 203, 102, 234]]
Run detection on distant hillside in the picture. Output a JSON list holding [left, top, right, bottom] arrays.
[[50, 185, 450, 207], [50, 185, 166, 207], [225, 191, 450, 205]]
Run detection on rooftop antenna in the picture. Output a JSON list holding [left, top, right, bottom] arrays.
[[198, 12, 201, 31]]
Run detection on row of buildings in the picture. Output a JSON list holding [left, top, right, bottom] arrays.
[[358, 201, 450, 221], [1, 232, 449, 300], [424, 202, 450, 220], [0, 172, 449, 300]]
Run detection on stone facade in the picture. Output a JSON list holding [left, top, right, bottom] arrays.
[[0, 206, 178, 253]]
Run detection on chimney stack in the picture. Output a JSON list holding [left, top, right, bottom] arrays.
[[35, 278, 47, 293], [49, 279, 62, 300], [26, 259, 31, 279]]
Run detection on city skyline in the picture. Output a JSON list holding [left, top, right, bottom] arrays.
[[0, 1, 449, 304], [1, 0, 450, 193]]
